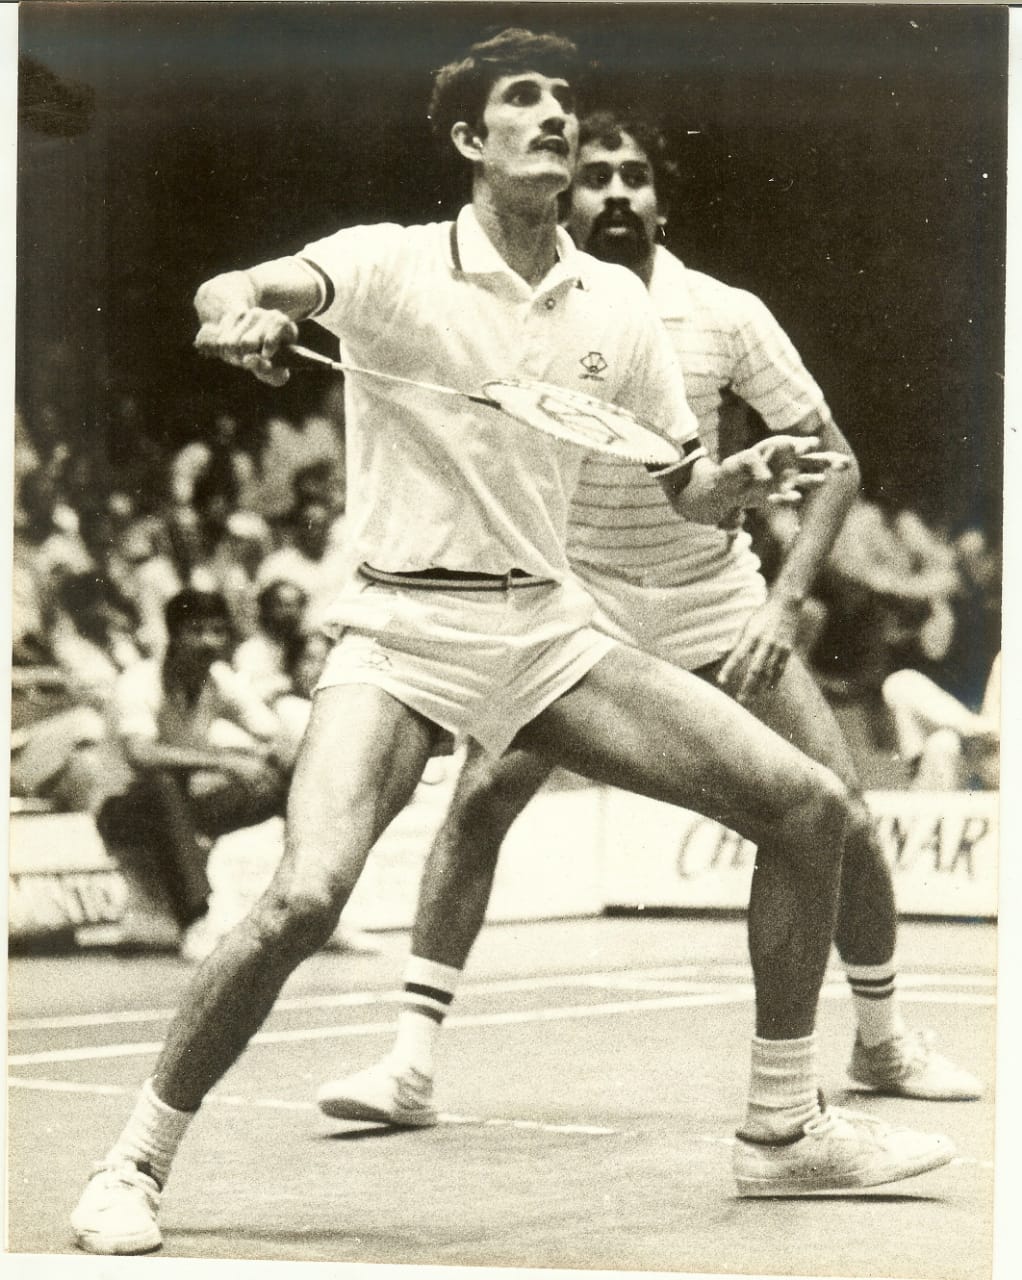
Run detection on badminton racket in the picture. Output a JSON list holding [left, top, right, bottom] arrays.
[[281, 344, 683, 467]]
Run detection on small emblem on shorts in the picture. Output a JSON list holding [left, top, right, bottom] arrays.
[[361, 648, 393, 670], [579, 351, 608, 379]]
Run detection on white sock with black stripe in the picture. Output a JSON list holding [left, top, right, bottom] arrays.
[[845, 961, 906, 1047], [390, 956, 461, 1077], [740, 1034, 822, 1142], [105, 1078, 194, 1189]]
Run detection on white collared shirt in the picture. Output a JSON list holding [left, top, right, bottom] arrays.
[[567, 246, 832, 586], [296, 208, 700, 583]]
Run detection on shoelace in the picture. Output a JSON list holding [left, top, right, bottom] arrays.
[[91, 1161, 160, 1196], [804, 1106, 892, 1141], [877, 1029, 934, 1080]]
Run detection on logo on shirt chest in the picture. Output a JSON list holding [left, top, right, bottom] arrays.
[[579, 351, 608, 380]]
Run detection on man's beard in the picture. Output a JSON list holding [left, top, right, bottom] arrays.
[[584, 207, 652, 272]]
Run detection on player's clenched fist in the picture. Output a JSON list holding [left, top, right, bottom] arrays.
[[194, 307, 298, 386]]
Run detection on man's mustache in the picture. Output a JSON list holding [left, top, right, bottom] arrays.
[[589, 205, 647, 238]]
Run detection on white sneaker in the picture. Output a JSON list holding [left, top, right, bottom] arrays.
[[734, 1104, 955, 1196], [317, 1059, 438, 1127], [70, 1160, 163, 1255], [849, 1030, 983, 1100]]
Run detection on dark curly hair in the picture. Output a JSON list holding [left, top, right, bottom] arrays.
[[164, 588, 233, 642], [577, 109, 678, 197], [428, 28, 583, 144]]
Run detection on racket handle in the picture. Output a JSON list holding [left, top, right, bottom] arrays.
[[279, 344, 346, 373]]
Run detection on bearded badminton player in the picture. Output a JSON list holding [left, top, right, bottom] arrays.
[[69, 27, 954, 1255]]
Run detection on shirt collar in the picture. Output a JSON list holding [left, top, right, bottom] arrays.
[[647, 245, 693, 319], [452, 205, 587, 292]]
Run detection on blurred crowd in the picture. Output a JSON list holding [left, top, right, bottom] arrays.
[[12, 388, 348, 815], [752, 495, 1002, 791], [11, 391, 1003, 825]]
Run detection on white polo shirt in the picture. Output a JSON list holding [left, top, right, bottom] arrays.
[[568, 247, 832, 588], [296, 207, 702, 584]]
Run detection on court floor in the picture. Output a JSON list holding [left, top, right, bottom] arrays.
[[6, 915, 1002, 1278]]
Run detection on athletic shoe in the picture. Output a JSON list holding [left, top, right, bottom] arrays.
[[733, 1104, 955, 1196], [849, 1030, 983, 1100], [316, 1059, 438, 1127], [70, 1160, 163, 1255]]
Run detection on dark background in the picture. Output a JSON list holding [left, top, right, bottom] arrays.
[[16, 1, 1008, 532]]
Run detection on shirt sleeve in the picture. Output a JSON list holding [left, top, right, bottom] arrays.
[[613, 277, 706, 468], [727, 289, 832, 432], [296, 223, 409, 344]]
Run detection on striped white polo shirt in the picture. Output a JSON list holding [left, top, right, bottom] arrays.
[[567, 246, 832, 589]]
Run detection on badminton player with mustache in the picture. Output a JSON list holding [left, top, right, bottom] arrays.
[[317, 107, 979, 1148], [71, 32, 951, 1254]]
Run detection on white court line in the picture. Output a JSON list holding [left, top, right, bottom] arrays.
[[6, 1077, 618, 1136], [7, 989, 755, 1066], [7, 966, 996, 1032], [7, 982, 995, 1068], [8, 1078, 994, 1165]]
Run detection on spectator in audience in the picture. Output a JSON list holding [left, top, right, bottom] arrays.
[[255, 495, 351, 629], [882, 521, 1001, 790], [811, 496, 961, 698], [131, 504, 208, 659], [50, 573, 146, 703], [290, 457, 344, 518], [233, 579, 311, 703], [94, 589, 291, 958], [883, 652, 1000, 791], [264, 627, 332, 769], [251, 408, 345, 521], [170, 411, 259, 512], [11, 574, 144, 813], [12, 468, 92, 663], [214, 509, 276, 640], [76, 494, 160, 618], [129, 466, 264, 655]]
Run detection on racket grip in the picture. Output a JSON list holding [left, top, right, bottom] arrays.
[[278, 344, 342, 372]]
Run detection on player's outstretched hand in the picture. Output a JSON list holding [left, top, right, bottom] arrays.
[[723, 435, 850, 509], [757, 435, 851, 505], [194, 308, 299, 386]]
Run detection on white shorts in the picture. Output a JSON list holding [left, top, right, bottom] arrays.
[[577, 560, 767, 672], [316, 576, 616, 756]]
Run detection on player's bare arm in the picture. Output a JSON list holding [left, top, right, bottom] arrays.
[[718, 411, 860, 701], [193, 257, 321, 386]]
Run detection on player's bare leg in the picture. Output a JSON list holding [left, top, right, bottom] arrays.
[[722, 652, 981, 1100], [520, 645, 847, 1040], [706, 652, 897, 967], [319, 645, 848, 1130], [71, 684, 439, 1254], [317, 744, 552, 1124], [412, 744, 554, 969], [517, 645, 955, 1193]]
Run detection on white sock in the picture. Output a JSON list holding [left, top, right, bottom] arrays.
[[845, 961, 907, 1047], [741, 1034, 822, 1141], [390, 956, 461, 1077], [105, 1079, 195, 1188]]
